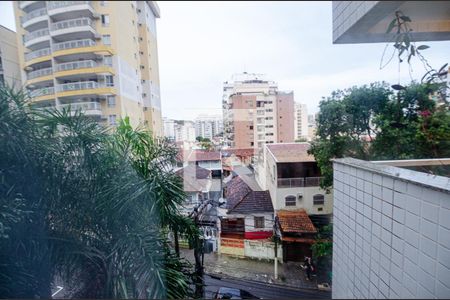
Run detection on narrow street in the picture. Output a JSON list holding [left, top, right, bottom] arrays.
[[203, 274, 331, 299]]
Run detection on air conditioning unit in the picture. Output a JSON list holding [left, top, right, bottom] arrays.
[[92, 13, 101, 19], [94, 33, 101, 40], [297, 193, 303, 200]]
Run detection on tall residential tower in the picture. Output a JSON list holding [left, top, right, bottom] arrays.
[[0, 25, 21, 87], [222, 72, 294, 151], [14, 1, 162, 136]]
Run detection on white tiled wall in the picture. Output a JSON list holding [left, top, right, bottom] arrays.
[[332, 159, 450, 299]]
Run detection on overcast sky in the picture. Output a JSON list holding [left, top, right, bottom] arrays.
[[2, 1, 449, 120]]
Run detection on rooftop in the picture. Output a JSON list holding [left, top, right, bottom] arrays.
[[277, 209, 317, 234], [225, 176, 273, 214], [188, 150, 221, 162], [175, 165, 211, 192], [266, 143, 316, 163]]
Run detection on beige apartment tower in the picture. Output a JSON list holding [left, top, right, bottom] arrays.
[[0, 25, 21, 87], [14, 1, 163, 136], [223, 73, 294, 151]]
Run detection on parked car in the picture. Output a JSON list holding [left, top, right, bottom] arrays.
[[213, 287, 259, 299]]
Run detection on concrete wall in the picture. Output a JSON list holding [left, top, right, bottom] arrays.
[[244, 240, 283, 261], [0, 25, 21, 87], [332, 158, 450, 299]]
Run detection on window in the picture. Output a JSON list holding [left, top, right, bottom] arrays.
[[103, 55, 112, 67], [313, 194, 325, 205], [108, 114, 117, 125], [101, 15, 110, 26], [105, 75, 114, 87], [254, 217, 264, 229], [250, 142, 254, 146], [102, 35, 111, 45], [107, 96, 115, 107], [285, 195, 296, 206], [249, 125, 253, 130]]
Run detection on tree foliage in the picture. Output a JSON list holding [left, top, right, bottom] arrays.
[[0, 86, 197, 298], [309, 81, 449, 189]]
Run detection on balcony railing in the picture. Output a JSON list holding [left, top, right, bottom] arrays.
[[51, 18, 94, 32], [55, 60, 96, 72], [52, 39, 95, 52], [277, 177, 323, 188], [27, 67, 52, 80], [58, 101, 101, 112], [29, 86, 54, 98], [24, 28, 49, 42], [25, 47, 51, 61], [21, 8, 47, 24], [56, 81, 102, 92], [47, 1, 91, 10]]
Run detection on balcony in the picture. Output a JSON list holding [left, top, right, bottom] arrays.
[[24, 28, 50, 48], [55, 60, 97, 72], [29, 86, 55, 98], [27, 67, 52, 80], [19, 1, 39, 10], [47, 1, 91, 10], [25, 47, 51, 61], [50, 18, 95, 38], [56, 81, 100, 92], [21, 8, 47, 27], [52, 39, 95, 52], [277, 177, 323, 188], [47, 1, 93, 18], [58, 101, 102, 116]]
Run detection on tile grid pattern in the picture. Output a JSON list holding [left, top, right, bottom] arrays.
[[332, 161, 450, 299]]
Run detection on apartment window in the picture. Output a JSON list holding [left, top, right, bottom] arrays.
[[141, 79, 146, 84], [313, 194, 325, 205], [139, 51, 144, 55], [265, 133, 274, 136], [103, 55, 112, 67], [140, 65, 145, 69], [250, 142, 254, 146], [254, 217, 264, 229], [105, 75, 114, 87], [102, 35, 111, 45], [108, 114, 117, 125], [265, 125, 273, 128], [101, 15, 110, 27], [107, 96, 115, 107], [139, 37, 143, 41], [249, 125, 253, 130], [265, 117, 273, 120], [285, 195, 296, 206]]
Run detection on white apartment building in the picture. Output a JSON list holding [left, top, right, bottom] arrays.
[[294, 102, 308, 141], [175, 121, 196, 143], [194, 114, 223, 140], [332, 158, 450, 299], [163, 117, 176, 140], [255, 143, 333, 216]]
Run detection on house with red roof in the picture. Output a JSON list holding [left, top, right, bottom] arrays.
[[219, 175, 282, 260]]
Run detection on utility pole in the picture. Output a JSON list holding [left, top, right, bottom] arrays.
[[273, 216, 281, 280]]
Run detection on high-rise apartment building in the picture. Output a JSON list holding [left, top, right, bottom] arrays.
[[294, 102, 308, 141], [163, 117, 176, 140], [175, 121, 196, 143], [13, 1, 163, 136], [222, 72, 294, 150], [194, 114, 223, 140], [0, 25, 21, 86]]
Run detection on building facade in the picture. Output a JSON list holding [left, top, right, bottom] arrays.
[[332, 1, 450, 44], [0, 25, 21, 87], [194, 114, 223, 140], [14, 1, 162, 136], [174, 120, 196, 142], [332, 158, 450, 299], [222, 72, 295, 151], [163, 117, 176, 140], [294, 102, 308, 141]]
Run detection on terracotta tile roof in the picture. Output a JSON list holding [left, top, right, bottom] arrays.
[[222, 148, 256, 157], [225, 176, 273, 214], [175, 164, 211, 179], [175, 165, 211, 192], [277, 209, 317, 233], [188, 150, 221, 162], [266, 143, 315, 163]]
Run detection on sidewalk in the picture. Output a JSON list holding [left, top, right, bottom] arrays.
[[180, 249, 319, 290]]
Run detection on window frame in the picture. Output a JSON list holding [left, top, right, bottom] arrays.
[[313, 194, 325, 206], [285, 195, 296, 207], [254, 216, 265, 229]]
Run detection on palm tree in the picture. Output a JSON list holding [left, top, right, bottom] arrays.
[[0, 85, 197, 299]]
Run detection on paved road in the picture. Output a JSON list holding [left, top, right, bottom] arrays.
[[203, 274, 331, 299]]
